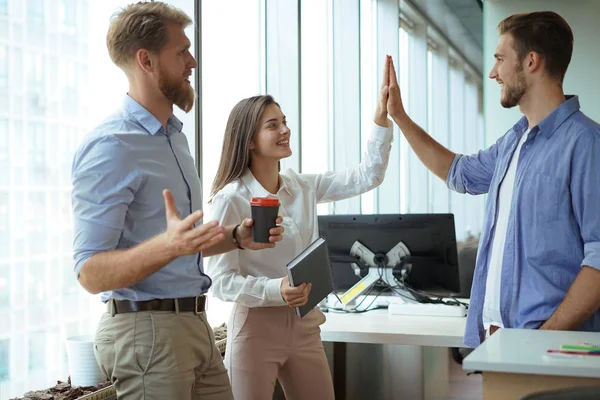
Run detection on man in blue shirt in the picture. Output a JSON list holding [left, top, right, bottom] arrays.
[[385, 11, 600, 347], [70, 3, 296, 399]]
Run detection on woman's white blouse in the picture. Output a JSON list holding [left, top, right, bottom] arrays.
[[206, 122, 393, 308]]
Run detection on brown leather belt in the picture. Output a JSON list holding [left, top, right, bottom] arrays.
[[110, 295, 207, 315], [489, 324, 501, 335]]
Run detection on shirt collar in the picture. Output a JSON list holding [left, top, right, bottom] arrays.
[[510, 95, 580, 139], [167, 114, 184, 134], [536, 95, 580, 139], [240, 169, 292, 198], [122, 95, 183, 136]]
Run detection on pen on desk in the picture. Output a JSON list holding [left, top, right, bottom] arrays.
[[547, 349, 600, 356]]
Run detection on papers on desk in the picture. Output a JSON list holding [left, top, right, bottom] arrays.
[[388, 302, 466, 317]]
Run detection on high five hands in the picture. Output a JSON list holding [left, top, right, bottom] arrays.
[[374, 55, 406, 127], [162, 189, 284, 258]]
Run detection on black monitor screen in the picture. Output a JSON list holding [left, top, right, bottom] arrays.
[[318, 213, 461, 296]]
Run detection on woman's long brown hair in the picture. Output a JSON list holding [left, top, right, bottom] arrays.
[[209, 95, 279, 201]]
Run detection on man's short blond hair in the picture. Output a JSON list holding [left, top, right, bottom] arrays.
[[107, 1, 192, 67]]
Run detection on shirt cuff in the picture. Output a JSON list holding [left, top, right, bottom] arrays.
[[266, 277, 286, 305], [582, 241, 600, 271], [445, 154, 464, 192], [371, 121, 393, 142]]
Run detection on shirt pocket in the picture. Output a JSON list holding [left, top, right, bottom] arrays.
[[528, 173, 560, 223]]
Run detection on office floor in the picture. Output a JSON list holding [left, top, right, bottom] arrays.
[[445, 357, 483, 400], [273, 349, 483, 400]]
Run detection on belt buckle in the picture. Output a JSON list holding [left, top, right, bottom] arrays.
[[194, 296, 203, 315]]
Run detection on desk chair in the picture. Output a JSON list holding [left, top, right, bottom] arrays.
[[519, 386, 600, 399], [450, 242, 477, 365]]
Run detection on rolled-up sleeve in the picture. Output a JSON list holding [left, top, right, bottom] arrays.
[[71, 135, 140, 276], [571, 135, 600, 270], [446, 143, 499, 195]]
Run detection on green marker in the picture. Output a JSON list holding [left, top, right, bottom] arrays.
[[560, 344, 600, 352]]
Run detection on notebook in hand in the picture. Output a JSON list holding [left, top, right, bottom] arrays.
[[286, 237, 334, 317]]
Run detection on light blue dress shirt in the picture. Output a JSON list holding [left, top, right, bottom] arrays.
[[447, 96, 600, 347], [71, 95, 211, 302]]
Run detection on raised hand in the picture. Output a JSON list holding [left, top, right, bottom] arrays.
[[162, 189, 226, 257], [235, 216, 285, 250], [387, 57, 406, 120], [280, 276, 312, 307], [374, 55, 391, 127]]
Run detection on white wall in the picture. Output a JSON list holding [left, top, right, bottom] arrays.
[[483, 0, 600, 144]]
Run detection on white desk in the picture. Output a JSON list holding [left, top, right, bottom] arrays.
[[320, 309, 467, 400], [320, 308, 467, 347], [463, 329, 600, 399]]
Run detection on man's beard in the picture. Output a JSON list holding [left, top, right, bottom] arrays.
[[158, 69, 195, 113], [500, 64, 527, 108]]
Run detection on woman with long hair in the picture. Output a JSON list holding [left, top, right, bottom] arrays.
[[206, 56, 395, 399]]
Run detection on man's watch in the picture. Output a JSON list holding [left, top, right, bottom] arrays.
[[232, 224, 244, 250]]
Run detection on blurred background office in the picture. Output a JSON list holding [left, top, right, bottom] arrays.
[[0, 0, 599, 398]]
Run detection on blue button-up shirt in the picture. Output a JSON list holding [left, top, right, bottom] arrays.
[[447, 96, 600, 348], [71, 95, 211, 302]]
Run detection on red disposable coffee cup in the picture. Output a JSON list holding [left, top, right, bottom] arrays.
[[250, 197, 280, 243]]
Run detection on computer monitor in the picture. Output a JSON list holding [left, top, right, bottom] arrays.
[[318, 213, 462, 297]]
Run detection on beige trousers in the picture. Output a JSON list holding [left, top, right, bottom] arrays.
[[94, 309, 233, 400], [226, 305, 335, 400]]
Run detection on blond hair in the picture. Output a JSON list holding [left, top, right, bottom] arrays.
[[107, 1, 192, 67]]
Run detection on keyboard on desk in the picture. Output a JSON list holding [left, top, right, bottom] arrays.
[[388, 302, 466, 317]]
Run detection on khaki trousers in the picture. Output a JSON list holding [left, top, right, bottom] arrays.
[[93, 309, 233, 400], [226, 305, 334, 400]]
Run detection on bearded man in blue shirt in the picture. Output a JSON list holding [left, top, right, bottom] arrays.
[[385, 11, 600, 347], [71, 2, 288, 399]]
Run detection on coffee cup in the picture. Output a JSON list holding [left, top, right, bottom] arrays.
[[250, 197, 280, 243]]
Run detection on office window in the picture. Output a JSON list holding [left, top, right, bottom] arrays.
[[59, 0, 77, 34], [27, 0, 44, 23], [300, 0, 330, 176], [0, 262, 8, 309], [27, 331, 45, 373], [1, 1, 196, 397], [0, 45, 7, 88], [10, 121, 25, 187], [0, 339, 8, 382], [25, 53, 45, 117], [0, 119, 8, 186], [11, 47, 23, 92], [201, 0, 262, 211], [27, 123, 46, 186], [0, 192, 7, 256], [359, 0, 376, 214], [26, 192, 47, 257], [300, 0, 330, 215], [427, 38, 451, 215]]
